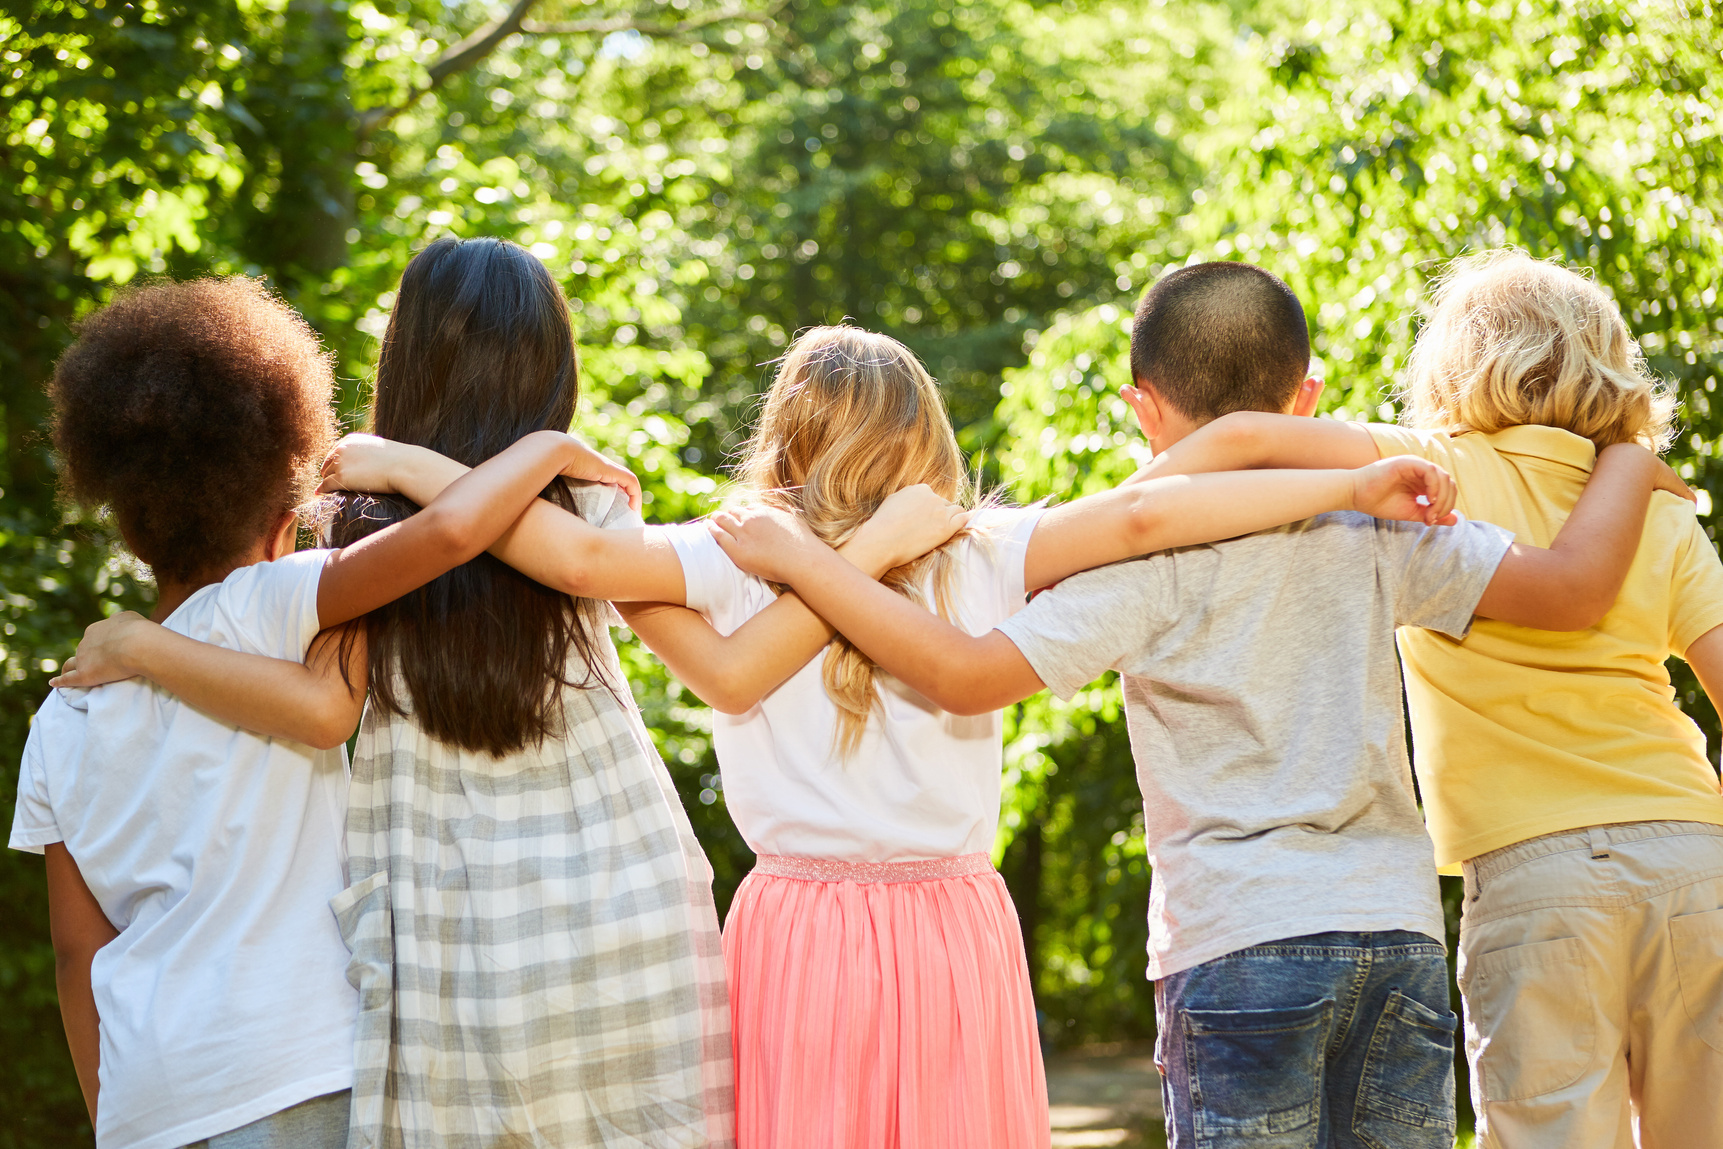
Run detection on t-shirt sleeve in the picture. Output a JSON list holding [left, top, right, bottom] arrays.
[[1373, 515, 1513, 638], [959, 506, 1047, 632], [662, 520, 762, 635], [1367, 423, 1450, 465], [9, 696, 76, 854], [216, 548, 332, 660], [1667, 505, 1723, 657], [994, 558, 1167, 700], [582, 482, 646, 532]]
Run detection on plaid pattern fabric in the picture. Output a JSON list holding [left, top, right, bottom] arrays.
[[335, 629, 735, 1147]]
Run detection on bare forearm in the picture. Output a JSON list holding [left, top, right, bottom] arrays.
[[318, 431, 592, 626], [780, 546, 1009, 712], [123, 626, 360, 748], [46, 845, 116, 1126], [1477, 444, 1657, 629], [56, 948, 104, 1122], [618, 533, 936, 712], [1029, 468, 1360, 590], [623, 597, 832, 713], [1125, 413, 1379, 483]]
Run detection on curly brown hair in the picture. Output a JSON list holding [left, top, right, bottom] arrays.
[[49, 277, 337, 585]]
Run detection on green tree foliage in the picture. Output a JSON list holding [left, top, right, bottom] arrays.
[[995, 0, 1723, 1076], [4, 0, 1722, 1142]]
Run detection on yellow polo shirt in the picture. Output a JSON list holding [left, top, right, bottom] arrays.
[[1370, 423, 1723, 869]]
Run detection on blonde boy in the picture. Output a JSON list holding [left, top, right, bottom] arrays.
[[1131, 251, 1723, 1147]]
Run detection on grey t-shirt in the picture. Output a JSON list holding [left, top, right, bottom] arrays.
[[996, 511, 1512, 979]]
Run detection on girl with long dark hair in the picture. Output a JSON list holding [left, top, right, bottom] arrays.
[[63, 237, 957, 1146]]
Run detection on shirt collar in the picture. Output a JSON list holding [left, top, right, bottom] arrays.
[[1465, 424, 1598, 471]]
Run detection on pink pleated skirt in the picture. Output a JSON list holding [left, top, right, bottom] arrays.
[[724, 852, 1050, 1149]]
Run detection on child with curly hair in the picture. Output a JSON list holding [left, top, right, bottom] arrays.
[[13, 276, 628, 1149]]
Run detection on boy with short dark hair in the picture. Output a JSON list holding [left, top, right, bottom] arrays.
[[697, 261, 1681, 1146]]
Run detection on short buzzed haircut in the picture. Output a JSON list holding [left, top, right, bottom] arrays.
[[1130, 262, 1312, 422]]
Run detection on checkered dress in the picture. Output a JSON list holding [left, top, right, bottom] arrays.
[[332, 486, 735, 1148]]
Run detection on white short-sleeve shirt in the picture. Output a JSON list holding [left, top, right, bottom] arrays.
[[10, 549, 356, 1149], [666, 507, 1043, 863]]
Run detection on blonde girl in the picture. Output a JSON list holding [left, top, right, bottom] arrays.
[[1129, 250, 1723, 1147]]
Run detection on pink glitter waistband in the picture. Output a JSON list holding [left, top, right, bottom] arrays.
[[751, 853, 995, 884]]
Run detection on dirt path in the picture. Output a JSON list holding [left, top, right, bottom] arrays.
[[1044, 1043, 1166, 1148]]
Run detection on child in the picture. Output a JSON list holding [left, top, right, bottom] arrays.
[[50, 241, 976, 1149], [10, 277, 631, 1149], [255, 321, 1469, 1149], [1138, 250, 1723, 1146], [697, 265, 1679, 1149]]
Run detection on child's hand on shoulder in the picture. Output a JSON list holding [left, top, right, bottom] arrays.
[[1597, 441, 1697, 504], [557, 434, 642, 512], [707, 506, 825, 583], [49, 611, 154, 690], [1350, 456, 1460, 527], [317, 433, 412, 497], [853, 484, 971, 569]]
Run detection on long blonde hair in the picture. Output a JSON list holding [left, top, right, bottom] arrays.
[[736, 325, 977, 755], [1401, 249, 1675, 451]]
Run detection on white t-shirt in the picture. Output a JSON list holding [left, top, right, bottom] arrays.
[[10, 549, 356, 1149], [666, 507, 1043, 862]]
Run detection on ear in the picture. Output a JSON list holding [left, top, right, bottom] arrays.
[[263, 510, 299, 562], [1291, 376, 1325, 418], [1121, 379, 1166, 441]]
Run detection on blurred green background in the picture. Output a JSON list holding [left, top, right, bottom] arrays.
[[3, 0, 1721, 1143]]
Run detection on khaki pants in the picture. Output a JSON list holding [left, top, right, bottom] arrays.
[[1458, 820, 1723, 1149]]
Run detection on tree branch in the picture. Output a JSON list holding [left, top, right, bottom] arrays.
[[357, 0, 544, 139], [519, 7, 768, 37], [355, 0, 777, 140]]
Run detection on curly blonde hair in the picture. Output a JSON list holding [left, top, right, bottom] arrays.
[[736, 325, 979, 757], [1401, 249, 1675, 451]]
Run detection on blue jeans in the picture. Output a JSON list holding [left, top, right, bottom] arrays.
[[1155, 931, 1456, 1149]]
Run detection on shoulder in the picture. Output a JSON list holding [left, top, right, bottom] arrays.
[[190, 548, 332, 655], [1658, 493, 1718, 562], [1367, 422, 1453, 463], [215, 548, 331, 603]]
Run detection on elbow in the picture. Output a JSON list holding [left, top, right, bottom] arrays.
[[1210, 412, 1268, 460], [704, 685, 762, 716], [1122, 494, 1168, 556], [1516, 584, 1613, 632], [417, 504, 484, 564], [305, 701, 363, 751], [307, 724, 356, 752], [1547, 592, 1613, 632], [928, 670, 997, 717]]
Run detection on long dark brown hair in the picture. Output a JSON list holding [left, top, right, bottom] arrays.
[[333, 236, 612, 756]]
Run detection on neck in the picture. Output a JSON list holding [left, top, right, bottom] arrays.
[[150, 565, 240, 622], [150, 580, 204, 622]]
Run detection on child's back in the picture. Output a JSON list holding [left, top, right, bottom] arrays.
[[1370, 250, 1723, 1148], [8, 278, 353, 1148], [14, 553, 354, 1148], [1370, 421, 1723, 865], [1000, 507, 1505, 975]]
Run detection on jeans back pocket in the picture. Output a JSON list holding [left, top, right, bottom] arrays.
[[1354, 988, 1457, 1149], [1185, 998, 1330, 1148]]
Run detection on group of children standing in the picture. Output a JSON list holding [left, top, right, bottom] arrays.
[[13, 235, 1722, 1149]]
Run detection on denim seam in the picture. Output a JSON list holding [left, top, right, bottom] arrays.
[[1354, 992, 1439, 1149], [1330, 948, 1371, 1059]]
